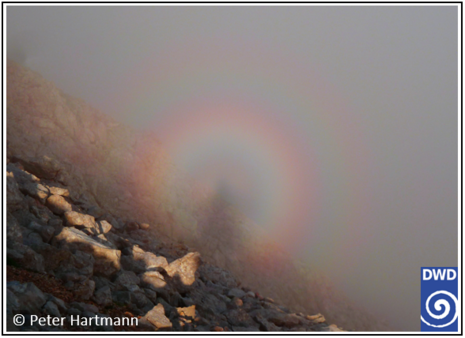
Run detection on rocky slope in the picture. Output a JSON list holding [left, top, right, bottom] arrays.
[[6, 60, 390, 331], [6, 155, 343, 332]]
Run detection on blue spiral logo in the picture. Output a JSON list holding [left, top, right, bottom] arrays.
[[421, 290, 458, 328]]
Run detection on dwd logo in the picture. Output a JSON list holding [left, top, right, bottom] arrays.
[[421, 267, 458, 332]]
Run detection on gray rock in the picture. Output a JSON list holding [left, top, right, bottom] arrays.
[[7, 214, 23, 246], [30, 205, 54, 224], [7, 289, 20, 314], [46, 195, 72, 215], [131, 290, 151, 309], [93, 286, 112, 307], [43, 300, 61, 317], [70, 302, 99, 314], [226, 309, 256, 327], [246, 291, 256, 298], [198, 264, 238, 289], [268, 313, 301, 328], [254, 313, 281, 331], [114, 270, 140, 290], [143, 288, 158, 303], [93, 276, 115, 290], [228, 288, 246, 299], [74, 278, 95, 300], [23, 231, 46, 252], [7, 171, 25, 212], [21, 182, 49, 204], [46, 295, 68, 313], [7, 243, 45, 273], [53, 227, 121, 278], [48, 218, 64, 236], [112, 291, 131, 306], [8, 282, 47, 314], [27, 221, 54, 243]]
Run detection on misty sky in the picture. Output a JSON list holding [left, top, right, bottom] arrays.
[[6, 5, 458, 331]]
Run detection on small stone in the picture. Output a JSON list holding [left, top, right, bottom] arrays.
[[139, 223, 150, 230], [246, 291, 255, 298], [306, 313, 325, 323], [232, 297, 243, 307], [141, 303, 172, 330]]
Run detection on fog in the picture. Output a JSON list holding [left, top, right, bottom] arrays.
[[6, 5, 458, 331]]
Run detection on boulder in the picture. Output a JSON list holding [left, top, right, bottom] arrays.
[[7, 243, 45, 273], [7, 281, 47, 314], [46, 195, 72, 215], [30, 205, 54, 224], [21, 182, 49, 204], [92, 286, 112, 307], [27, 221, 55, 243], [114, 270, 140, 291], [165, 252, 201, 292], [53, 227, 121, 278], [64, 211, 96, 229]]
